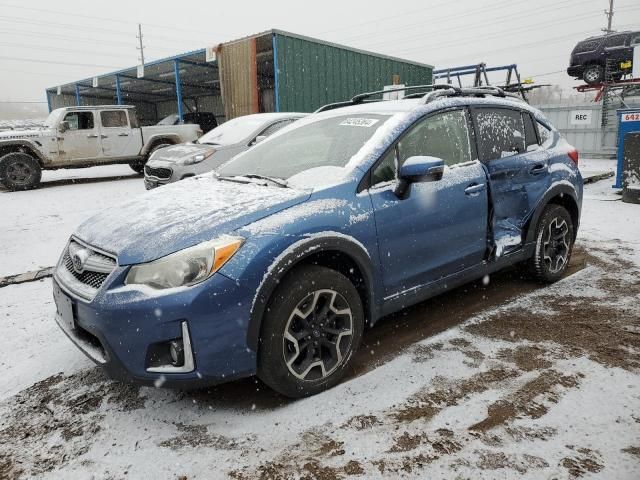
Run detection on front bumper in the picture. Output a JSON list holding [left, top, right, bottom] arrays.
[[144, 159, 202, 190], [52, 267, 258, 389], [567, 65, 583, 77]]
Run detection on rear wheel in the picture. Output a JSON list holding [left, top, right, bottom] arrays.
[[528, 204, 574, 283], [583, 64, 603, 85], [258, 265, 364, 398], [0, 152, 42, 190]]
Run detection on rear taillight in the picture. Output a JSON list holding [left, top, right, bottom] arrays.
[[567, 148, 579, 166]]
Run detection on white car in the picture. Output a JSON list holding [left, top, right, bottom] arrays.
[[144, 112, 305, 189], [0, 105, 202, 190]]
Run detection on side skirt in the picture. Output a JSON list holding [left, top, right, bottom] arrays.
[[378, 245, 534, 320]]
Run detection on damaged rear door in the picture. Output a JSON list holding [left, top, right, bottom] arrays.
[[471, 107, 551, 257]]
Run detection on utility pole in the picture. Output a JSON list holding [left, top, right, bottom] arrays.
[[603, 0, 614, 34], [136, 23, 145, 66]]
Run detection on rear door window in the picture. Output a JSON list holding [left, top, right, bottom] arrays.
[[472, 108, 526, 161], [100, 110, 128, 128], [604, 34, 626, 47]]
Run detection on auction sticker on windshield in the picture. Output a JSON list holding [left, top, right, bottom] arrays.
[[340, 118, 380, 127]]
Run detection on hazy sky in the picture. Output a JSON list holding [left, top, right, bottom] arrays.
[[1, 0, 639, 108]]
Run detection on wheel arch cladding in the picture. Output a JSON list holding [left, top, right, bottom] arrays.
[[525, 184, 580, 244], [246, 234, 376, 352], [0, 142, 46, 166]]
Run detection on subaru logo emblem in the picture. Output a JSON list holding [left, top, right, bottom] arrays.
[[72, 249, 90, 274]]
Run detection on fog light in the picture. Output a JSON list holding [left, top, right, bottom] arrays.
[[169, 340, 184, 366], [146, 321, 195, 373]]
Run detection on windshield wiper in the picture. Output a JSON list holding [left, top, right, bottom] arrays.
[[233, 174, 289, 188], [215, 174, 288, 188]]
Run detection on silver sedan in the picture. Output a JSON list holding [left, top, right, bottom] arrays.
[[144, 112, 305, 189]]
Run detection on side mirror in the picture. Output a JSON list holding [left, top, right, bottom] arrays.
[[252, 135, 267, 145], [58, 121, 69, 133], [395, 156, 445, 199]]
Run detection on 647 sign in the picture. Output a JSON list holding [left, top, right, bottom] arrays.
[[621, 112, 640, 122]]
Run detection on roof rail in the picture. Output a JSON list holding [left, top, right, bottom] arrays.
[[315, 84, 523, 113], [314, 84, 459, 113]]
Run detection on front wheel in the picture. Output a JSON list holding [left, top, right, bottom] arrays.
[[528, 204, 575, 283], [131, 143, 172, 174], [258, 265, 364, 398], [0, 152, 42, 190]]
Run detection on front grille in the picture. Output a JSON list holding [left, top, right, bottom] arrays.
[[56, 239, 117, 300], [145, 165, 172, 180], [63, 253, 109, 289]]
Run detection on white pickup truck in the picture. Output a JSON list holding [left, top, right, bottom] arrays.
[[0, 105, 202, 190]]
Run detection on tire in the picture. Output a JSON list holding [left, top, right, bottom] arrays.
[[583, 64, 603, 85], [257, 265, 364, 398], [129, 162, 145, 174], [130, 143, 172, 174], [0, 152, 42, 190], [527, 204, 574, 283]]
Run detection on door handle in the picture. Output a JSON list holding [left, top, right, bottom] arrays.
[[87, 134, 98, 138], [465, 183, 486, 195], [101, 134, 108, 139], [118, 133, 129, 137], [529, 163, 547, 175]]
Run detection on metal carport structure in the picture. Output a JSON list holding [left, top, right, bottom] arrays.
[[46, 49, 221, 126]]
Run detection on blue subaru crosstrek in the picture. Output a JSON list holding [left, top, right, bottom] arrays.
[[53, 86, 583, 398]]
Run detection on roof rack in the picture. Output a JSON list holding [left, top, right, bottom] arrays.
[[315, 84, 523, 113], [314, 84, 458, 113]]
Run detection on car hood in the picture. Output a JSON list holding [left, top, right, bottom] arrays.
[[75, 175, 310, 265], [151, 142, 234, 164], [0, 128, 49, 140]]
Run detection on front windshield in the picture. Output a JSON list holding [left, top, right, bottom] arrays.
[[157, 114, 179, 126], [43, 109, 65, 128], [197, 115, 266, 146], [217, 113, 392, 180]]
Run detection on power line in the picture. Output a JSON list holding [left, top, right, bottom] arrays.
[[387, 10, 602, 57], [0, 41, 137, 59], [347, 0, 585, 49], [0, 56, 123, 69], [316, 0, 453, 35], [0, 1, 235, 38], [334, 0, 516, 43]]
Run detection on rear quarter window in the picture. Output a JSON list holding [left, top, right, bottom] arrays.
[[537, 121, 554, 148], [523, 112, 539, 150]]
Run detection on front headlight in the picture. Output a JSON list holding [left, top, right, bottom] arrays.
[[125, 236, 243, 289], [181, 150, 214, 166]]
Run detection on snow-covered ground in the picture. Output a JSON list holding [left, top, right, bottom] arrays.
[[0, 160, 639, 479], [0, 165, 143, 277]]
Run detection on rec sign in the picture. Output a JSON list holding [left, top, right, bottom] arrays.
[[569, 110, 592, 125]]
